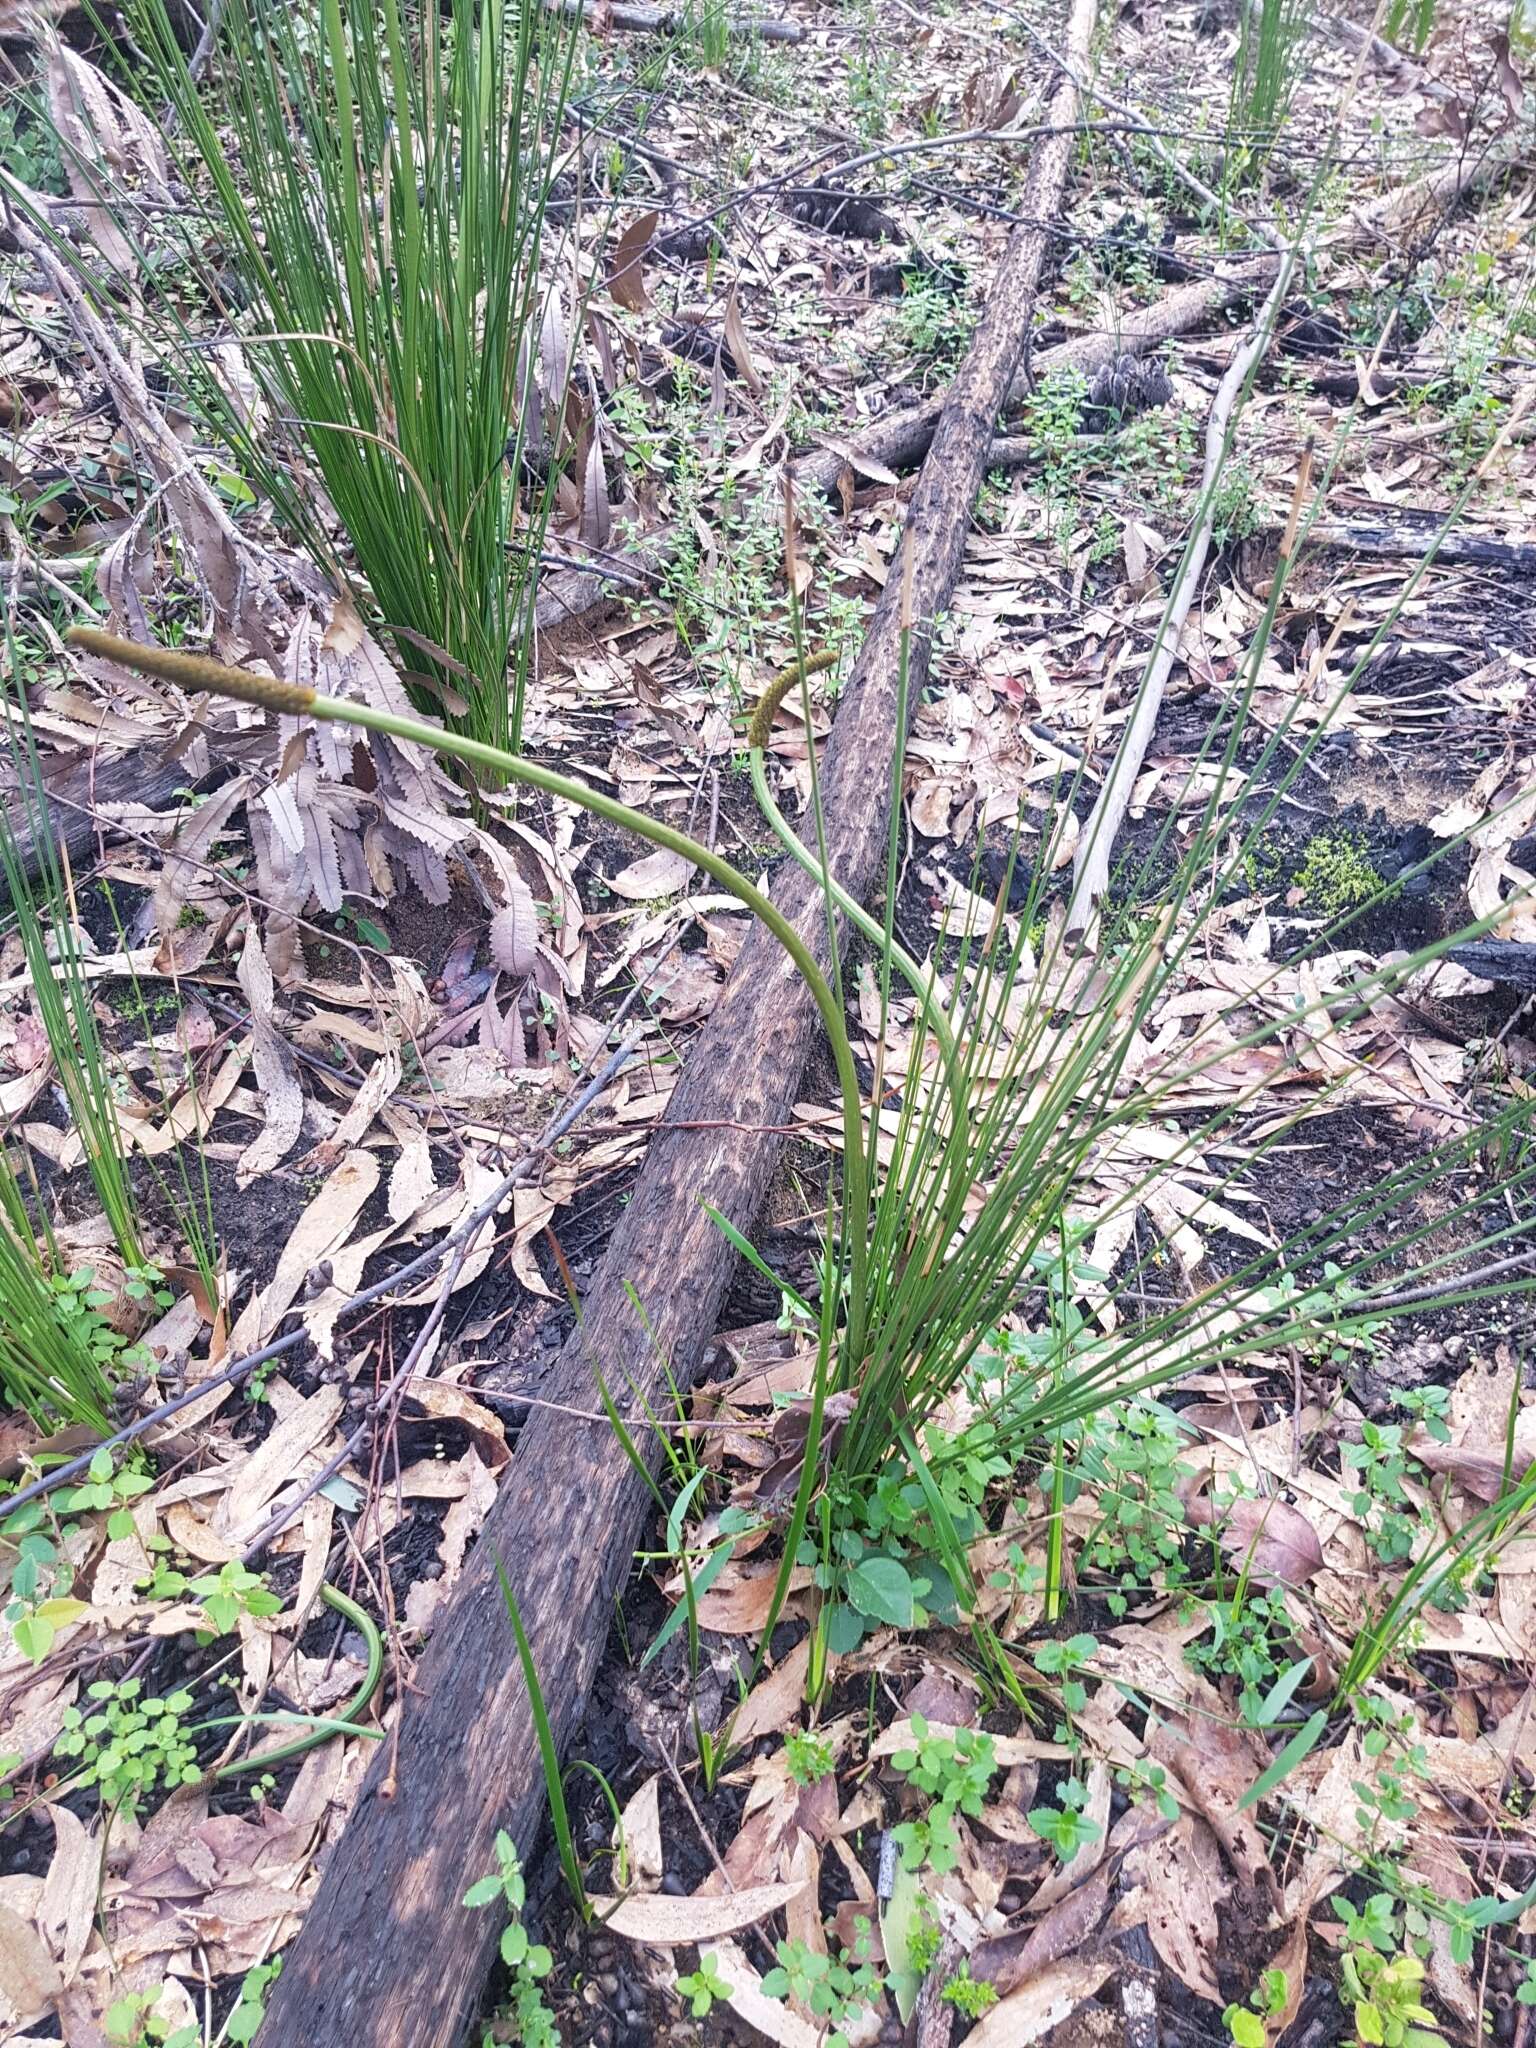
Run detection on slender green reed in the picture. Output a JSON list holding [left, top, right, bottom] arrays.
[[125, 0, 578, 757], [0, 1147, 115, 1431], [0, 688, 144, 1270]]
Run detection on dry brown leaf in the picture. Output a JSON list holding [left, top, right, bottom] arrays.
[[1264, 1908, 1309, 2035], [1184, 1488, 1324, 1588], [609, 209, 658, 311], [1118, 1814, 1226, 2001], [210, 1384, 339, 1540], [1280, 1734, 1378, 1909], [387, 1379, 508, 1468], [582, 433, 612, 550], [617, 1775, 664, 1895], [1406, 1832, 1478, 2027], [732, 1638, 813, 1745], [489, 877, 539, 976], [150, 778, 252, 971], [1148, 1697, 1273, 1896], [606, 848, 695, 900], [910, 778, 958, 838], [590, 1877, 808, 1944], [224, 1150, 380, 1356], [706, 1766, 806, 1893], [234, 926, 303, 1187], [0, 1900, 61, 2030], [975, 1864, 1112, 1996], [387, 1133, 438, 1223], [1412, 1437, 1536, 1501], [402, 1451, 499, 1631], [962, 1954, 1114, 2046], [783, 1831, 825, 1958], [690, 1559, 811, 1635], [871, 1718, 1069, 1771], [45, 44, 171, 280], [722, 286, 764, 395], [0, 0, 70, 31]]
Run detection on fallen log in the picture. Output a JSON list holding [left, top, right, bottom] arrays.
[[1305, 512, 1536, 576], [545, 0, 804, 38], [0, 728, 275, 898], [796, 254, 1281, 498], [1446, 940, 1536, 992], [18, 261, 1276, 894], [1337, 146, 1515, 251], [255, 2, 1101, 2042]]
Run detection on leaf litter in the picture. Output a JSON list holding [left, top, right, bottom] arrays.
[[2, 0, 1536, 2039]]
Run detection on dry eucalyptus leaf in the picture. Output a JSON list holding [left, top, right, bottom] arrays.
[[538, 295, 570, 406], [1118, 1814, 1226, 2001], [731, 1639, 814, 1746], [589, 1877, 808, 1944], [225, 1150, 380, 1354], [617, 1775, 664, 1894], [582, 433, 612, 550], [723, 286, 764, 394], [607, 848, 695, 900], [609, 209, 658, 311], [1184, 1490, 1323, 1588], [215, 1387, 345, 1543], [489, 878, 540, 976], [0, 1900, 61, 2030], [962, 1955, 1114, 2047], [233, 925, 303, 1186], [45, 45, 171, 279]]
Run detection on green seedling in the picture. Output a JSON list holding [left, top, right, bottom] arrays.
[[1029, 1777, 1101, 1861], [889, 1715, 998, 1873], [761, 1931, 882, 2046], [54, 1678, 200, 1812], [463, 1829, 558, 2048], [940, 1963, 998, 2018], [1224, 1963, 1288, 2045], [677, 1953, 730, 2017], [785, 1728, 836, 1785]]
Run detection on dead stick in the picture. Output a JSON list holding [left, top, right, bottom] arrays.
[[253, 3, 1101, 2042], [1065, 254, 1296, 933]]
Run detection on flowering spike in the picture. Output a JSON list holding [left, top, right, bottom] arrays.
[[65, 627, 317, 717]]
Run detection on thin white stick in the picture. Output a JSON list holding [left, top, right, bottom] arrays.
[[1065, 252, 1297, 934]]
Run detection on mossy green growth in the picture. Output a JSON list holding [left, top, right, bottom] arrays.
[[1293, 828, 1385, 921]]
